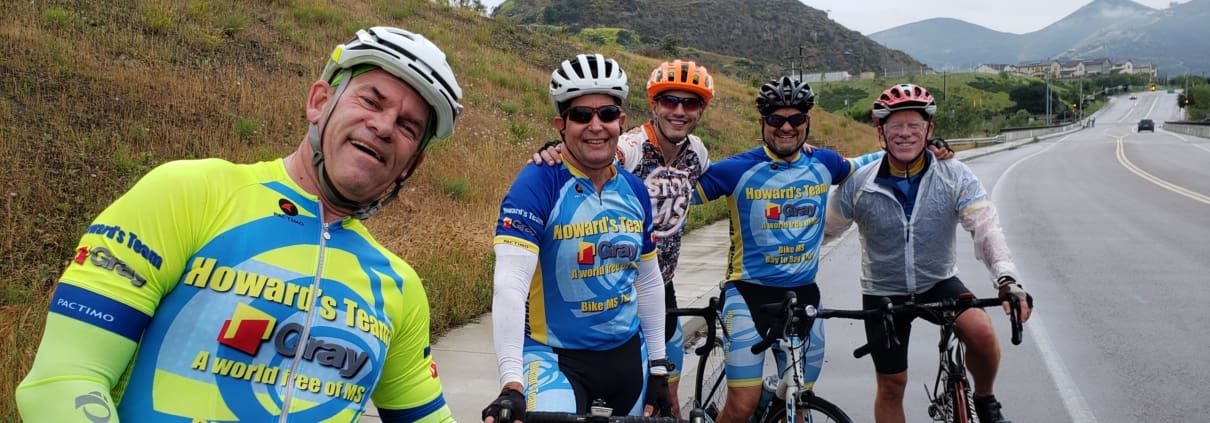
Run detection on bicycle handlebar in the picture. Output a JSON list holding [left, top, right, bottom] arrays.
[[807, 294, 1025, 358], [749, 291, 801, 354], [496, 400, 707, 423], [667, 297, 722, 356]]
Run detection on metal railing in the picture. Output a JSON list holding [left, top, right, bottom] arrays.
[[945, 135, 1006, 147]]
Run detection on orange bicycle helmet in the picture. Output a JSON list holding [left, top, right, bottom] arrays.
[[646, 60, 714, 105], [871, 83, 936, 126]]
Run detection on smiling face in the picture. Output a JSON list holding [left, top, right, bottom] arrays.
[[554, 93, 626, 172], [761, 107, 810, 159], [650, 89, 703, 144], [877, 109, 933, 168], [308, 69, 430, 203]]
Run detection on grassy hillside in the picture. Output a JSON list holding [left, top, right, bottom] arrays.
[[494, 0, 923, 81], [0, 0, 881, 417]]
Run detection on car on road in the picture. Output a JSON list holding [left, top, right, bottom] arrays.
[[1129, 95, 1138, 100], [1138, 119, 1155, 132]]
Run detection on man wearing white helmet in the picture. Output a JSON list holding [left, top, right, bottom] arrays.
[[17, 26, 461, 422], [483, 54, 672, 421]]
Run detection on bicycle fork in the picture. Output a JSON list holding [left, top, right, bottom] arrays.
[[925, 317, 977, 422]]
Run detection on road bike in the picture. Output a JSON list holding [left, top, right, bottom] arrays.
[[807, 293, 1025, 423], [670, 292, 852, 423]]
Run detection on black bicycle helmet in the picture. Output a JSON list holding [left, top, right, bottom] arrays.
[[756, 76, 815, 116]]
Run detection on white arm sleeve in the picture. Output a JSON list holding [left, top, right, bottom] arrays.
[[959, 203, 1020, 288], [492, 243, 538, 387], [636, 257, 667, 362]]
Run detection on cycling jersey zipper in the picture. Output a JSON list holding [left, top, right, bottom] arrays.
[[278, 204, 332, 422]]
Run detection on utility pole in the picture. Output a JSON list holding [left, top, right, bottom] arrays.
[[1045, 72, 1052, 126]]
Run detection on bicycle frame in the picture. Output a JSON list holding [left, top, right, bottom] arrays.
[[924, 305, 976, 423], [673, 292, 851, 423], [750, 292, 851, 423]]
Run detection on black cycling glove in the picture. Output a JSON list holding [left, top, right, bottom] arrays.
[[482, 387, 525, 423], [929, 138, 953, 154], [537, 139, 562, 154], [644, 373, 673, 416]]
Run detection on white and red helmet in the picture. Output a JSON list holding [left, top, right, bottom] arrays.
[[871, 83, 936, 126]]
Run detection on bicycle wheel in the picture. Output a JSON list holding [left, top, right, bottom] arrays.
[[763, 392, 853, 423], [949, 379, 974, 423], [695, 336, 727, 420]]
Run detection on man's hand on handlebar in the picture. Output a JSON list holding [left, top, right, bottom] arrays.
[[997, 280, 1033, 323], [482, 386, 526, 423]]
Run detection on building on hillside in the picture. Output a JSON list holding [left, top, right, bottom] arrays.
[[975, 63, 1016, 74], [1059, 60, 1085, 78], [1111, 59, 1134, 74], [797, 71, 852, 83], [1009, 58, 1155, 79], [1081, 58, 1113, 76], [1013, 60, 1060, 78], [1132, 62, 1158, 78]]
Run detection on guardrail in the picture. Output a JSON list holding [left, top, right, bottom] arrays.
[[1161, 121, 1210, 138], [946, 135, 1006, 147]]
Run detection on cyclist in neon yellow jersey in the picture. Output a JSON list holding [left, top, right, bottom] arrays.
[[17, 26, 463, 422]]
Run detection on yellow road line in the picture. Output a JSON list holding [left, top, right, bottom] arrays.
[[1115, 137, 1210, 205]]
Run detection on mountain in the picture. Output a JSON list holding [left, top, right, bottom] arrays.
[[493, 0, 922, 77], [870, 0, 1210, 75]]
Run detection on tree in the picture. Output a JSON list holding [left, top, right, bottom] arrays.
[[1009, 82, 1058, 115], [659, 36, 681, 57]]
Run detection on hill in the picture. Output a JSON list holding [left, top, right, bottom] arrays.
[[0, 1, 883, 416], [493, 0, 924, 79], [871, 0, 1210, 74]]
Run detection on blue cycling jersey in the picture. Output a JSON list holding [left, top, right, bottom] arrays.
[[494, 162, 658, 350], [694, 146, 857, 288]]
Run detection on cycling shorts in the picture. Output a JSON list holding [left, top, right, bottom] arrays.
[[863, 276, 982, 374], [720, 282, 824, 388], [522, 332, 648, 415]]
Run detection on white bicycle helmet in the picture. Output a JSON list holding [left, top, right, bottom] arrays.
[[322, 26, 463, 144], [549, 53, 629, 113]]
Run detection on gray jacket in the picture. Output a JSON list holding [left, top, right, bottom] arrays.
[[826, 154, 1018, 295]]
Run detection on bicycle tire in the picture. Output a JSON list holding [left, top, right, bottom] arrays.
[[950, 379, 973, 423], [694, 335, 727, 419], [762, 393, 853, 423]]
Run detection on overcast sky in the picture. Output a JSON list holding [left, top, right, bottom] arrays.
[[479, 0, 1187, 35], [800, 0, 1186, 34]]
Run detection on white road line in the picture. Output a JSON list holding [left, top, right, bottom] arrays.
[[993, 134, 1099, 422]]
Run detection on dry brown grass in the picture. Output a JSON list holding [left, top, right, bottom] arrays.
[[0, 1, 880, 419]]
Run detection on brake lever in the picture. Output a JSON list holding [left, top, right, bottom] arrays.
[[1009, 295, 1023, 345], [879, 297, 899, 350]]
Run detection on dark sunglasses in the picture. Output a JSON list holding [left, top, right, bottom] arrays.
[[655, 95, 705, 111], [564, 105, 623, 124], [765, 113, 809, 127]]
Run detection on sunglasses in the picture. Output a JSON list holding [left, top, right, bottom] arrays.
[[655, 95, 705, 112], [564, 105, 623, 124], [764, 113, 809, 127]]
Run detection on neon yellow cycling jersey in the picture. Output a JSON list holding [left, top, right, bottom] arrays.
[[17, 158, 452, 422]]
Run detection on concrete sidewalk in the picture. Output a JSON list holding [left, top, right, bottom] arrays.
[[360, 133, 1057, 422]]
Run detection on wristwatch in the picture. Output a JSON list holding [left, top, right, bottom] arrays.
[[648, 358, 674, 375]]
